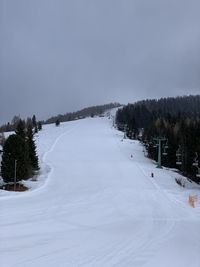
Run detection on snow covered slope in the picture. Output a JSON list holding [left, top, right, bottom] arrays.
[[0, 116, 200, 267]]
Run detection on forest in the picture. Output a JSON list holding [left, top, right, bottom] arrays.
[[116, 95, 200, 183]]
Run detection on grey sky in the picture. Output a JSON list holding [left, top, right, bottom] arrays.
[[1, 0, 200, 123]]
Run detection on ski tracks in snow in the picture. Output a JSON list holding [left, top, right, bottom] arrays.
[[1, 118, 200, 267], [37, 122, 79, 191], [110, 133, 185, 266]]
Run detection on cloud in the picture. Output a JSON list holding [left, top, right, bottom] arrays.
[[0, 0, 200, 123]]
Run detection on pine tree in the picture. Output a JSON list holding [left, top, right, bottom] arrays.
[[38, 121, 42, 131], [34, 124, 38, 134], [27, 124, 39, 171], [1, 134, 30, 183], [15, 119, 26, 139], [32, 115, 38, 133], [12, 115, 20, 127], [26, 117, 32, 127], [55, 119, 60, 126], [32, 115, 37, 128], [0, 132, 5, 146]]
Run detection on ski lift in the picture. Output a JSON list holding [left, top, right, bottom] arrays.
[[192, 152, 200, 178], [192, 152, 198, 167], [196, 169, 200, 178], [176, 146, 182, 165], [195, 166, 200, 178], [162, 151, 168, 156], [153, 142, 158, 148], [164, 140, 169, 149], [147, 141, 154, 149], [162, 141, 168, 156]]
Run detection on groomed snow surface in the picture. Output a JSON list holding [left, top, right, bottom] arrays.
[[1, 115, 200, 267]]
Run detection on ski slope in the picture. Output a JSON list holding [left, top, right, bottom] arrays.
[[1, 116, 200, 267]]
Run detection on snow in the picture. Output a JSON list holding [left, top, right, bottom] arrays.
[[0, 115, 200, 267]]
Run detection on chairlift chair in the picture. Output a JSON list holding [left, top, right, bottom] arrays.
[[164, 140, 169, 149], [193, 162, 198, 167], [192, 152, 199, 167], [176, 152, 182, 165], [196, 168, 200, 178], [162, 144, 168, 156], [162, 147, 168, 156], [176, 154, 182, 165], [176, 145, 182, 165]]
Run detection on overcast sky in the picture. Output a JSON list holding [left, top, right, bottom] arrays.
[[1, 0, 200, 123]]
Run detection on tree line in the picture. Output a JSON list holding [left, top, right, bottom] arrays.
[[0, 114, 42, 133], [116, 95, 200, 183], [45, 103, 121, 124]]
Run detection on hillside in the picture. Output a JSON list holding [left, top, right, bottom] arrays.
[[1, 113, 200, 266], [0, 103, 121, 133], [45, 103, 121, 124], [116, 95, 200, 181]]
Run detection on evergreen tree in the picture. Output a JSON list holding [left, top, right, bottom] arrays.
[[55, 119, 60, 126], [6, 122, 11, 132], [0, 132, 5, 146], [26, 117, 32, 127], [32, 115, 37, 128], [32, 115, 38, 133], [27, 124, 39, 170], [12, 115, 20, 127], [15, 119, 26, 139], [38, 121, 42, 131], [34, 124, 38, 134], [1, 134, 30, 183]]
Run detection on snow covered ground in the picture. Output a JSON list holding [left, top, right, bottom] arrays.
[[0, 115, 200, 267]]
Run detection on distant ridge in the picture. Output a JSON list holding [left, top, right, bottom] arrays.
[[0, 103, 121, 132], [45, 103, 121, 124]]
